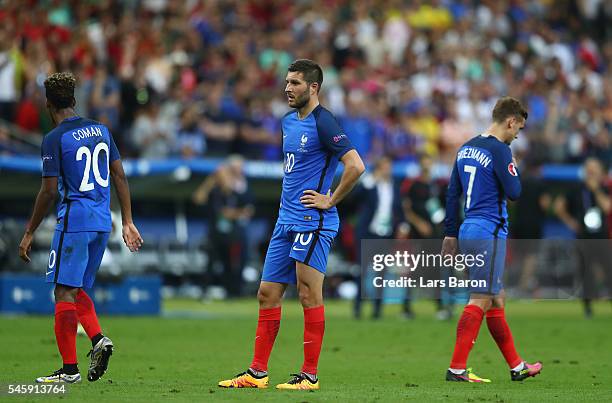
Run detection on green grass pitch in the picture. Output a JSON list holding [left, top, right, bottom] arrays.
[[1, 299, 611, 402]]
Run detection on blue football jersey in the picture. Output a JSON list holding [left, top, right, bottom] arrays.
[[445, 135, 521, 237], [278, 105, 354, 231], [41, 116, 120, 233]]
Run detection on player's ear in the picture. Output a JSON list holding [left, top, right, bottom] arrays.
[[70, 97, 76, 108], [310, 82, 319, 95]]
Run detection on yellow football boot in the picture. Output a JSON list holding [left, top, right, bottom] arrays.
[[218, 370, 268, 388], [446, 368, 491, 383], [276, 373, 319, 390]]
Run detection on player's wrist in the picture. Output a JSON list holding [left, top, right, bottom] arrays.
[[24, 222, 35, 235]]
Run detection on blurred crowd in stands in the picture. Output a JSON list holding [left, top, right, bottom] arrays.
[[0, 0, 611, 167]]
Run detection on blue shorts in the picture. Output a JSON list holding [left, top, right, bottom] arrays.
[[459, 220, 506, 295], [261, 224, 337, 284], [46, 230, 110, 289]]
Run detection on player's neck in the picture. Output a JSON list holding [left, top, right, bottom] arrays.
[[483, 124, 508, 144], [52, 108, 78, 126], [297, 99, 319, 120]]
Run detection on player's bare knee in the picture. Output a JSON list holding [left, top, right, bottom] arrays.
[[54, 285, 78, 303], [256, 287, 270, 304], [297, 287, 311, 306], [490, 290, 505, 309], [492, 297, 505, 308], [298, 285, 322, 307], [257, 287, 280, 308], [299, 293, 320, 308], [468, 296, 492, 311]]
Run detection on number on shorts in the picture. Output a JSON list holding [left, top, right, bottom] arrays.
[[294, 232, 313, 246]]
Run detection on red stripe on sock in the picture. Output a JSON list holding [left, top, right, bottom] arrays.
[[76, 290, 102, 339], [55, 302, 78, 365], [486, 308, 522, 368], [450, 304, 484, 369], [250, 307, 281, 372], [301, 305, 325, 375]]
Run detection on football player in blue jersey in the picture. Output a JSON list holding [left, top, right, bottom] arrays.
[[18, 72, 143, 384], [219, 59, 365, 390], [442, 96, 542, 383]]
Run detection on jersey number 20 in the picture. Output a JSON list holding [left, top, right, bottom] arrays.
[[76, 143, 110, 191]]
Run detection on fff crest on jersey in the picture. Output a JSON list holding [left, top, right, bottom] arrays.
[[298, 133, 308, 152]]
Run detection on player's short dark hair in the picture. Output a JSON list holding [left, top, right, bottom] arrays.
[[44, 72, 76, 109], [288, 59, 323, 93], [492, 96, 528, 123]]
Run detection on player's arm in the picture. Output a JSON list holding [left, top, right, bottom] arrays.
[[108, 135, 143, 252], [301, 149, 365, 209], [334, 149, 366, 206], [19, 133, 61, 262], [493, 145, 521, 201], [19, 177, 58, 262], [301, 110, 365, 209], [442, 160, 462, 256], [110, 159, 143, 252]]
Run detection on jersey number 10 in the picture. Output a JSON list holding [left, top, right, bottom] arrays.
[[76, 143, 110, 192], [285, 152, 295, 173]]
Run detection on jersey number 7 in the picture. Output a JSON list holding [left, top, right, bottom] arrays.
[[463, 165, 477, 209]]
